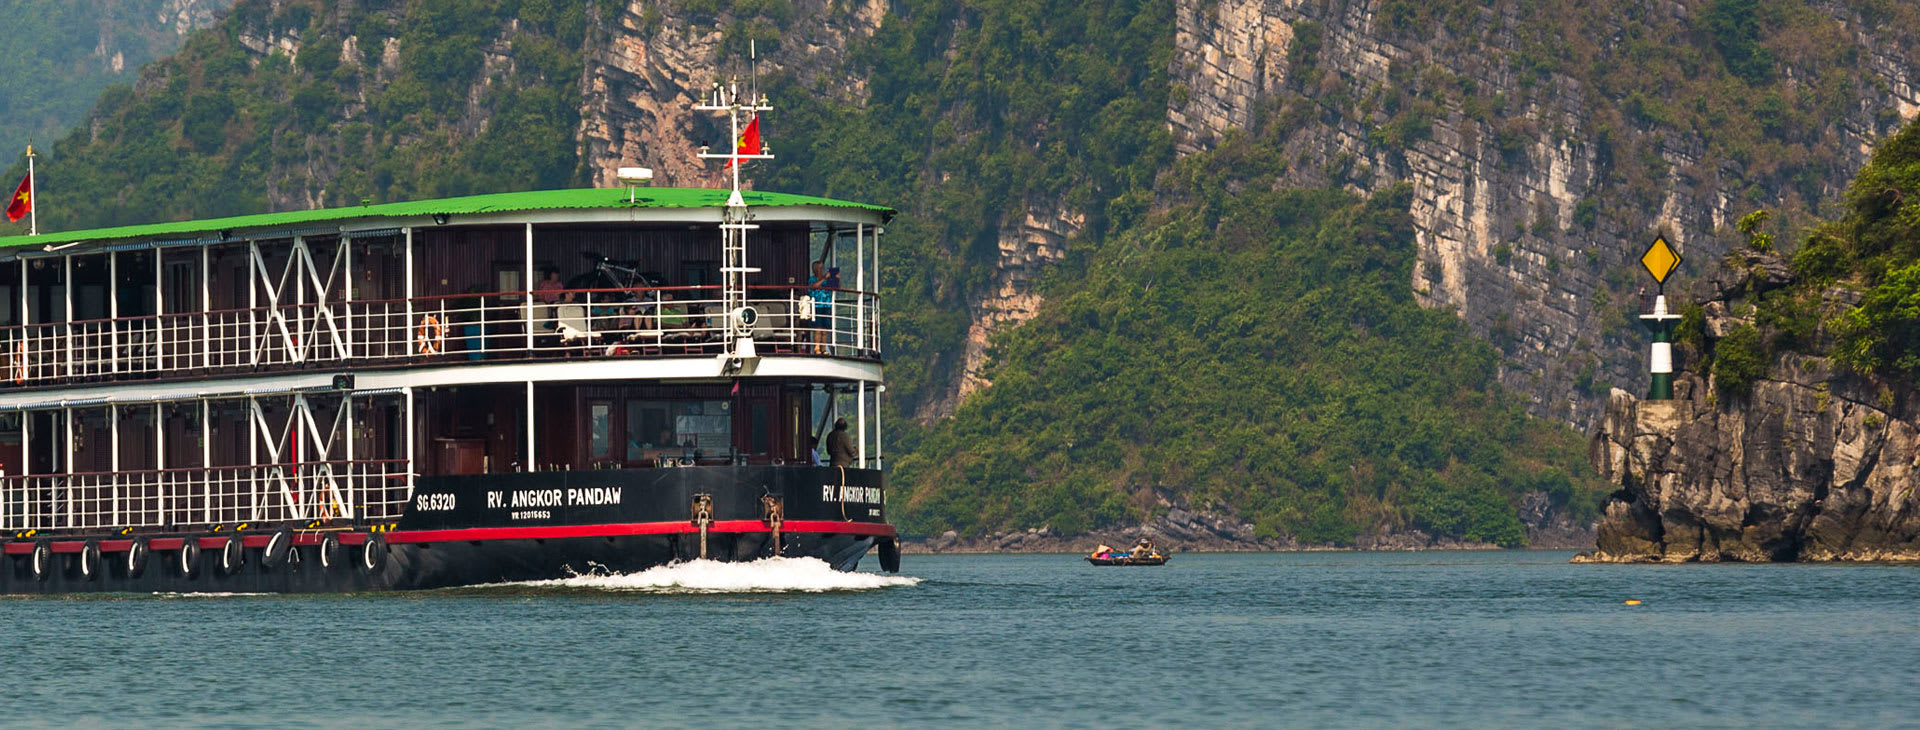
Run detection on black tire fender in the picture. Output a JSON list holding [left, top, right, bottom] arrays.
[[260, 526, 294, 570], [177, 536, 201, 579], [218, 534, 244, 575], [126, 537, 150, 579], [319, 534, 341, 571], [360, 533, 387, 574], [77, 540, 102, 581], [30, 540, 51, 582]]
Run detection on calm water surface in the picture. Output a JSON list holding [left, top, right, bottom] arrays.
[[2, 551, 1917, 729]]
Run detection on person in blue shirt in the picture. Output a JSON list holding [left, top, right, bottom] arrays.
[[807, 260, 835, 353]]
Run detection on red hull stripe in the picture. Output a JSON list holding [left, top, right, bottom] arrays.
[[3, 521, 895, 553], [385, 520, 897, 545]]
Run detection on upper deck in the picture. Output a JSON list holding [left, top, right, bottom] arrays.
[[0, 187, 892, 400]]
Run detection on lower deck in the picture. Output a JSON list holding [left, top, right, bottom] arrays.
[[0, 375, 882, 537]]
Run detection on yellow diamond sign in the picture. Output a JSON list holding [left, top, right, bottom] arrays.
[[1640, 236, 1682, 285]]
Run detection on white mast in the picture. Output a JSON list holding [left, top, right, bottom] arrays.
[[694, 43, 774, 372], [24, 143, 36, 237]]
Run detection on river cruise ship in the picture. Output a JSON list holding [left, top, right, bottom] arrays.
[[0, 182, 896, 593], [2, 79, 899, 594]]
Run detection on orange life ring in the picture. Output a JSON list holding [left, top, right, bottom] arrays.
[[417, 315, 445, 354]]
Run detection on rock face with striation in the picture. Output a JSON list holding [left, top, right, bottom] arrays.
[[1586, 259, 1920, 562], [1167, 0, 1920, 430]]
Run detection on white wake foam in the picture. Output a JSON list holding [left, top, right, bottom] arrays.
[[508, 557, 922, 594]]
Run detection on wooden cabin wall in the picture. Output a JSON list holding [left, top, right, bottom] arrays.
[[114, 405, 157, 471], [415, 227, 522, 299], [164, 404, 204, 469], [0, 260, 18, 327], [160, 249, 203, 315], [0, 414, 21, 476], [25, 256, 66, 322], [531, 225, 811, 292]]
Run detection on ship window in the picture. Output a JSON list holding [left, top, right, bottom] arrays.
[[495, 265, 523, 302], [626, 403, 670, 460], [588, 401, 611, 460], [750, 403, 770, 454]]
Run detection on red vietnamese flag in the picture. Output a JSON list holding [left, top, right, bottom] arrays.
[[725, 115, 762, 168], [4, 174, 27, 223]]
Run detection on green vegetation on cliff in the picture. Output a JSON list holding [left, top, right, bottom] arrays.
[[0, 0, 227, 150], [9, 0, 600, 230], [889, 134, 1604, 545], [1711, 119, 1920, 386], [760, 0, 1174, 413]]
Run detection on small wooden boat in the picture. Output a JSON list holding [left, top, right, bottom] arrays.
[[1086, 554, 1168, 566]]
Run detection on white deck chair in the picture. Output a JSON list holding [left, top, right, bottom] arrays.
[[555, 305, 591, 345]]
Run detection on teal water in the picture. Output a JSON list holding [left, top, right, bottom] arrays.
[[2, 551, 1917, 729]]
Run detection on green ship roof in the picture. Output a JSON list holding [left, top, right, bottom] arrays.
[[0, 187, 893, 250]]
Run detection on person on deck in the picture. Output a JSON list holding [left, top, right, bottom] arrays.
[[534, 269, 566, 304], [826, 417, 856, 467], [807, 261, 834, 353]]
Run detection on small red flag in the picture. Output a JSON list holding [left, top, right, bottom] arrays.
[[4, 175, 27, 223], [725, 115, 762, 168]]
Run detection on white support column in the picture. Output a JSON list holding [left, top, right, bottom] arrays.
[[109, 405, 119, 526], [857, 381, 868, 468], [875, 385, 884, 471], [62, 255, 71, 379], [525, 381, 535, 472], [108, 251, 118, 375], [154, 248, 165, 373], [344, 235, 355, 356], [403, 228, 415, 356], [199, 399, 210, 525], [62, 407, 71, 528], [247, 242, 259, 366], [404, 386, 416, 497], [524, 223, 534, 352], [18, 258, 27, 383], [200, 246, 211, 370], [343, 393, 356, 520], [247, 395, 259, 523], [856, 224, 865, 355], [293, 235, 306, 362], [154, 402, 164, 528]]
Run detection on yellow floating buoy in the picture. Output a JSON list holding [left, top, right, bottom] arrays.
[[1624, 599, 1642, 606]]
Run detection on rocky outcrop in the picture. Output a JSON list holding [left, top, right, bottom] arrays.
[[575, 0, 885, 188], [921, 202, 1085, 418], [1585, 259, 1920, 561], [1168, 0, 1920, 431]]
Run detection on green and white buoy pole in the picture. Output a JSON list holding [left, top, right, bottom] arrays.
[[1638, 236, 1683, 401]]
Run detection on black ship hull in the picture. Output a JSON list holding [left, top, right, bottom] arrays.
[[1, 466, 896, 594]]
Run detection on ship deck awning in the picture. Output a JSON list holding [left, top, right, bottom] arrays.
[[0, 187, 896, 253]]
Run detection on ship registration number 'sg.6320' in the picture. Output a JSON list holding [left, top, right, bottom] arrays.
[[823, 485, 881, 504], [414, 493, 457, 511]]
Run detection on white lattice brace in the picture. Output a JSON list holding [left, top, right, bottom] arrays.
[[250, 239, 307, 363], [295, 240, 351, 361], [248, 395, 306, 521], [296, 395, 351, 519]]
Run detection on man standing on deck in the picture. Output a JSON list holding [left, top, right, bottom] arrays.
[[826, 418, 856, 467]]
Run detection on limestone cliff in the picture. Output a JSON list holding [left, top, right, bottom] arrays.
[[575, 0, 886, 189], [1167, 0, 1920, 430], [1586, 263, 1920, 562]]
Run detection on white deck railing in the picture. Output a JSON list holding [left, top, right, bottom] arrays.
[[0, 286, 879, 388], [0, 459, 411, 533]]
